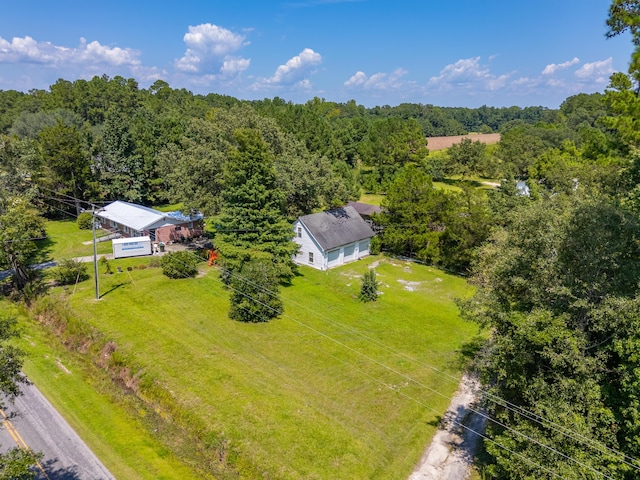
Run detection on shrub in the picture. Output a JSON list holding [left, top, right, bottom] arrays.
[[228, 260, 283, 323], [369, 236, 381, 255], [99, 256, 112, 274], [52, 259, 89, 285], [148, 257, 161, 268], [160, 251, 198, 279], [77, 212, 93, 230], [359, 268, 378, 302]]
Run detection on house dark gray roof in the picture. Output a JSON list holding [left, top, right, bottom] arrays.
[[346, 201, 382, 217], [299, 206, 375, 251]]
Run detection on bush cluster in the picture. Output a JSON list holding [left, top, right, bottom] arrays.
[[160, 251, 198, 279], [52, 258, 89, 285], [77, 212, 93, 230]]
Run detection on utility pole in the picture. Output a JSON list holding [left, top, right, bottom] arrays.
[[92, 205, 100, 300]]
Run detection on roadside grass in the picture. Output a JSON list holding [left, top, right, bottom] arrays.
[[2, 301, 201, 480], [42, 253, 478, 478]]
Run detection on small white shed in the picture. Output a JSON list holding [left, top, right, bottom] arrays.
[[112, 236, 152, 259]]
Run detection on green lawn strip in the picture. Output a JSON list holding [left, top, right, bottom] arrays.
[[59, 254, 477, 478], [358, 193, 384, 206], [36, 219, 112, 263], [1, 301, 201, 480], [153, 203, 185, 212]]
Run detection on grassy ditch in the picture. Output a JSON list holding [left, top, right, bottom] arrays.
[[20, 251, 479, 479], [2, 300, 203, 480]]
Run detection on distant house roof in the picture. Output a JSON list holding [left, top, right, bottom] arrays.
[[346, 201, 382, 217], [298, 206, 375, 251], [97, 201, 202, 232]]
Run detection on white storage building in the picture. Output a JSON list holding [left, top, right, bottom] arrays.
[[112, 236, 152, 259]]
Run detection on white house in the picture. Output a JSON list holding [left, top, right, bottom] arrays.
[[95, 201, 204, 243], [293, 206, 375, 270]]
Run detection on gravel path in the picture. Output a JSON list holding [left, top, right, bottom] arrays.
[[409, 374, 486, 480]]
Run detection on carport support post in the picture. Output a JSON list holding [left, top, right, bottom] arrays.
[[92, 206, 99, 300]]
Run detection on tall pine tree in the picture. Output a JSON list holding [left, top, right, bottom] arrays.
[[215, 128, 297, 305]]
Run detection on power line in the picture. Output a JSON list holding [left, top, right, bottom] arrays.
[[219, 265, 615, 479], [34, 192, 639, 475]]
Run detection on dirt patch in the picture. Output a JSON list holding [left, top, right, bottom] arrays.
[[409, 375, 486, 480], [56, 359, 71, 374], [426, 133, 501, 151], [340, 271, 360, 279], [398, 279, 422, 291]]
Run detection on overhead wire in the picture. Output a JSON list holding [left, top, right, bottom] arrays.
[[33, 192, 637, 476], [217, 264, 617, 479], [131, 238, 613, 478]]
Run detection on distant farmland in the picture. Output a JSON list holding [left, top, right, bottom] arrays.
[[427, 133, 501, 151]]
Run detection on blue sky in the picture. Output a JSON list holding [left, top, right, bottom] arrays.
[[0, 0, 634, 108]]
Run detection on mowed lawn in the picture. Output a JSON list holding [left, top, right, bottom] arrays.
[[52, 253, 477, 479], [35, 219, 112, 262]]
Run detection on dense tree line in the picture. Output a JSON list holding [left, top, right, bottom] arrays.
[[456, 3, 640, 478], [0, 73, 592, 282]]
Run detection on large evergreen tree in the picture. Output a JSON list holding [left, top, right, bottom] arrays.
[[375, 164, 450, 264], [215, 128, 298, 284]]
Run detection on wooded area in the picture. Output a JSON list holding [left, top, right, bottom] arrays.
[[0, 1, 640, 478]]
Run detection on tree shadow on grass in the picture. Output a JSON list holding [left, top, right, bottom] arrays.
[[455, 335, 487, 371], [33, 236, 55, 264], [99, 281, 129, 299], [426, 414, 443, 428]]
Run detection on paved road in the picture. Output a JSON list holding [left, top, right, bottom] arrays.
[[0, 381, 114, 480]]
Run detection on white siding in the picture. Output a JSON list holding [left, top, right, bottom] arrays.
[[359, 239, 370, 257], [292, 220, 326, 270], [292, 219, 375, 271]]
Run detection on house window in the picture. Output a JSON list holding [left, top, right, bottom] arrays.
[[124, 226, 130, 234], [308, 252, 314, 263], [110, 220, 116, 228], [297, 227, 302, 238]]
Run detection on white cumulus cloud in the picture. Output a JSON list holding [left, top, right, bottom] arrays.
[[175, 23, 250, 77], [267, 48, 322, 85], [428, 57, 486, 86], [575, 57, 614, 83], [542, 57, 580, 75], [344, 68, 408, 90], [0, 35, 140, 66], [344, 71, 367, 87]]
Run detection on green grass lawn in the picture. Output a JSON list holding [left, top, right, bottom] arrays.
[[2, 301, 202, 480], [358, 193, 385, 206], [153, 203, 185, 213], [35, 219, 112, 263], [33, 252, 479, 479]]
